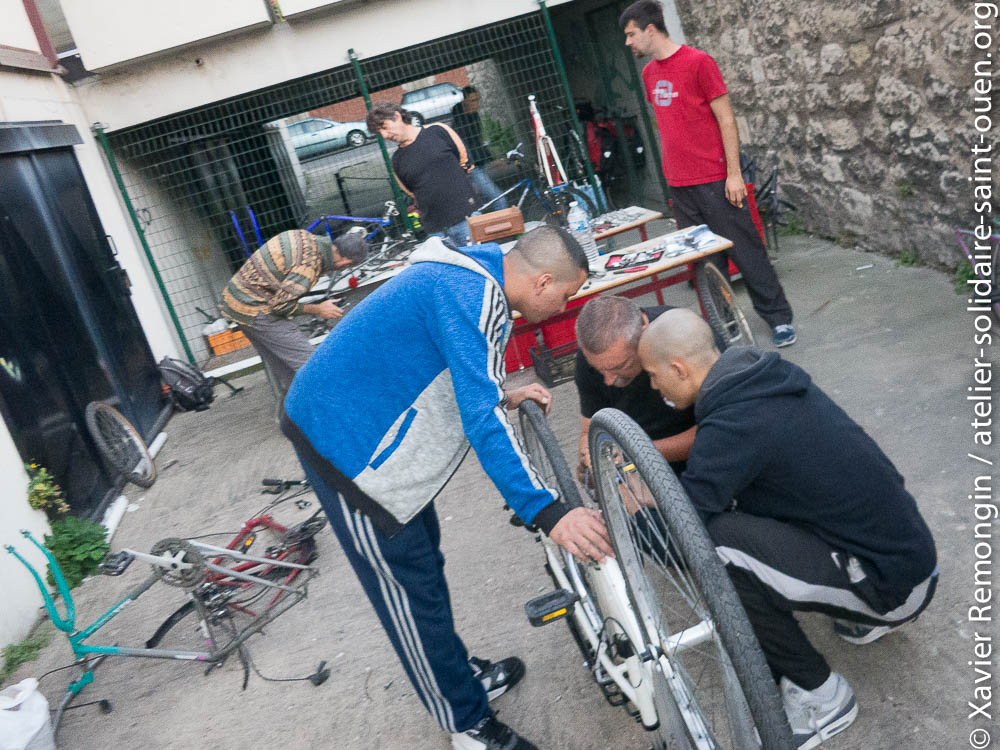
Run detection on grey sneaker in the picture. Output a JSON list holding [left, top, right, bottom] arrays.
[[469, 656, 525, 701], [781, 672, 858, 750], [451, 715, 538, 750], [832, 618, 896, 645]]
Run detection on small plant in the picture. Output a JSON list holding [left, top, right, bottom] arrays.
[[25, 462, 69, 517], [481, 114, 517, 161], [776, 215, 806, 236], [0, 622, 52, 682], [44, 516, 110, 590], [896, 181, 915, 198], [954, 260, 976, 293], [896, 247, 921, 267]]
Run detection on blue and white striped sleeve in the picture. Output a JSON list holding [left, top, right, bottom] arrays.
[[431, 270, 569, 532]]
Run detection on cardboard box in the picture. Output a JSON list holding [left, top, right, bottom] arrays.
[[206, 328, 251, 356], [468, 207, 525, 244]]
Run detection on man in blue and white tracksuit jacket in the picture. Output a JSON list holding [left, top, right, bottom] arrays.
[[282, 228, 611, 750]]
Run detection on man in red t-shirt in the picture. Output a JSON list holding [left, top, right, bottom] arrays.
[[620, 0, 796, 348]]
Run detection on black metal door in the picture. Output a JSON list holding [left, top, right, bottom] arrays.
[[0, 122, 165, 514]]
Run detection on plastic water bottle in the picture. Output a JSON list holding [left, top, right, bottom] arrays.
[[567, 201, 599, 267]]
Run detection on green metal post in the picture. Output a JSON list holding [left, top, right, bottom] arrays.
[[92, 125, 196, 364], [348, 48, 414, 232], [537, 0, 607, 215]]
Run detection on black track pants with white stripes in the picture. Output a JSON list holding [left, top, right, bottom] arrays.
[[299, 456, 490, 734], [706, 512, 938, 690], [671, 179, 793, 328]]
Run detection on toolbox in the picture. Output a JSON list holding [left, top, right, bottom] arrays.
[[468, 206, 525, 244]]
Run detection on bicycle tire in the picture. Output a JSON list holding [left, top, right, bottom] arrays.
[[85, 402, 156, 488], [589, 408, 794, 750], [696, 262, 756, 350]]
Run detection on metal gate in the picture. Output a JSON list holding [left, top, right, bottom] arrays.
[[104, 9, 601, 365]]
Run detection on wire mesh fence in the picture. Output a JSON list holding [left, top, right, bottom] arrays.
[[106, 10, 604, 364]]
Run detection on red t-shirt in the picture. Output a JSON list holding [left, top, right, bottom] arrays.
[[642, 46, 729, 187]]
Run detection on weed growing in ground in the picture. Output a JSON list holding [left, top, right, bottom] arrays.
[[0, 623, 52, 683], [777, 215, 806, 236], [896, 247, 921, 267], [954, 260, 976, 293]]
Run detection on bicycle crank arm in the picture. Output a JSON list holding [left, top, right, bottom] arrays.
[[123, 548, 196, 571]]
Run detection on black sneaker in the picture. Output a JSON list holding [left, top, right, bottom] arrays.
[[451, 715, 539, 750], [469, 656, 525, 701]]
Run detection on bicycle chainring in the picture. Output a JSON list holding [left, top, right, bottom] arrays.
[[149, 538, 207, 588]]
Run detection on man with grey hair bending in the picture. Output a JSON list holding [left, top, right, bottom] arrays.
[[573, 295, 696, 483], [638, 308, 938, 750]]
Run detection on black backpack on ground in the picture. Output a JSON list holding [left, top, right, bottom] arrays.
[[158, 357, 215, 412]]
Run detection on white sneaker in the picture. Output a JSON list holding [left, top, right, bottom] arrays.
[[781, 672, 858, 750]]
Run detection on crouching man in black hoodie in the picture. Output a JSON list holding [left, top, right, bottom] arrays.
[[637, 308, 938, 750]]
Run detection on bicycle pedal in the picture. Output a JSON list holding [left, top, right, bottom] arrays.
[[525, 589, 579, 627], [99, 551, 135, 576]]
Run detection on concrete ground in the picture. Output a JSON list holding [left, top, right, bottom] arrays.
[[6, 232, 991, 749]]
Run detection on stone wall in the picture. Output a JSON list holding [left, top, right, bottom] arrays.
[[672, 0, 992, 265]]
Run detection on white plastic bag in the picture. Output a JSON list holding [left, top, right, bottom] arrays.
[[0, 678, 55, 750]]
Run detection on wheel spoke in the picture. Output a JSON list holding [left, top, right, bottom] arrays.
[[589, 409, 793, 750]]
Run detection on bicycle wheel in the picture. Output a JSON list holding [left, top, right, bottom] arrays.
[[85, 402, 156, 488], [589, 408, 793, 750], [696, 262, 756, 350]]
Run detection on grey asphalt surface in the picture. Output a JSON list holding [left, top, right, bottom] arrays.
[[6, 231, 991, 749]]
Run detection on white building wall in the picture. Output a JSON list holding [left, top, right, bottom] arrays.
[[0, 423, 51, 659], [65, 0, 571, 131], [2, 0, 41, 52]]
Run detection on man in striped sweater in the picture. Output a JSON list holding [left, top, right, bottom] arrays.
[[219, 228, 366, 399]]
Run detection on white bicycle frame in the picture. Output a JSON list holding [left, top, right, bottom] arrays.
[[541, 525, 723, 748], [540, 534, 659, 727], [528, 94, 568, 188]]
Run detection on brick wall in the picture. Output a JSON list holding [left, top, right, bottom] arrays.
[[308, 67, 471, 124]]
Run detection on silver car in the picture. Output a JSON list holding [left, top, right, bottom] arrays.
[[287, 117, 371, 158], [401, 82, 465, 126]]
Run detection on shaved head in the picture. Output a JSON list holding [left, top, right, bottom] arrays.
[[639, 308, 719, 369], [638, 308, 720, 409], [509, 225, 588, 281]]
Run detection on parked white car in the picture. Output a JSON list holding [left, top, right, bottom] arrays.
[[287, 117, 371, 158], [401, 82, 465, 126]]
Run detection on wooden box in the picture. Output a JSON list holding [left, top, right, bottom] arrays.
[[206, 328, 251, 356], [468, 207, 525, 244]]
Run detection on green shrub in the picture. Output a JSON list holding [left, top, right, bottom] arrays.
[[954, 260, 976, 294], [481, 114, 517, 161], [44, 516, 109, 590], [0, 623, 52, 683]]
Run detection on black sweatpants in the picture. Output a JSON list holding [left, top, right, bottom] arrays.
[[706, 512, 938, 690], [671, 179, 793, 328]]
